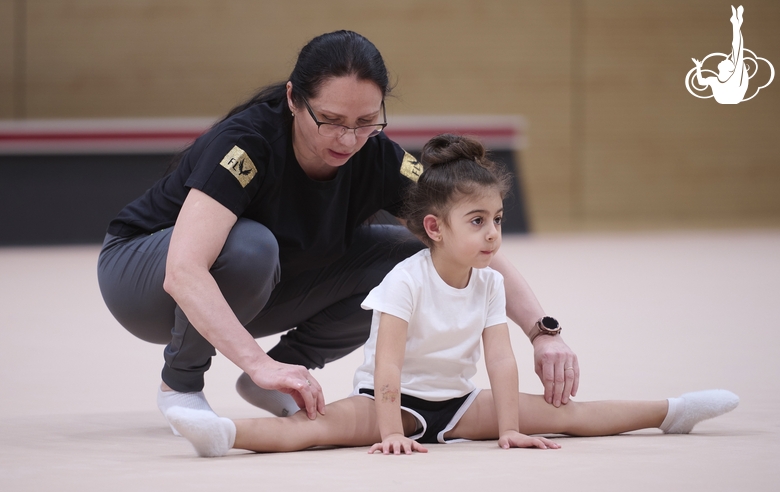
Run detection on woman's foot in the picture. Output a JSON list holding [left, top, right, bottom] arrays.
[[157, 383, 216, 436], [235, 372, 299, 417], [166, 407, 236, 457]]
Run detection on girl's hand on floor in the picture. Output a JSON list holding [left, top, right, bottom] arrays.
[[498, 431, 561, 450], [369, 433, 428, 455]]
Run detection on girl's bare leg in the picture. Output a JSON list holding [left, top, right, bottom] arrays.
[[448, 391, 668, 441], [233, 396, 377, 452], [449, 389, 738, 441], [523, 393, 668, 436], [169, 390, 737, 455], [168, 395, 419, 456]]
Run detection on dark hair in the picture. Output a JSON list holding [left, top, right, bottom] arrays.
[[402, 134, 512, 248], [222, 30, 390, 121], [289, 30, 390, 105], [167, 30, 389, 173]]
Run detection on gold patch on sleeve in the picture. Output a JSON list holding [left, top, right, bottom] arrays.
[[219, 145, 257, 188], [400, 151, 423, 182]]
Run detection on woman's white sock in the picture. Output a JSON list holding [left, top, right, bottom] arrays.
[[235, 372, 299, 417], [660, 389, 739, 434], [166, 407, 236, 457], [157, 386, 216, 436]]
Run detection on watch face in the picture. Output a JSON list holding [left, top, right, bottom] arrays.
[[541, 316, 559, 330]]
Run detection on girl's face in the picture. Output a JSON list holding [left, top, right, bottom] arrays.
[[431, 188, 504, 271], [288, 76, 384, 179]]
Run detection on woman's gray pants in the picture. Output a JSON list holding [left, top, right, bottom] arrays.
[[97, 218, 423, 392]]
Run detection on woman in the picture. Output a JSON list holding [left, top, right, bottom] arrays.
[[97, 31, 578, 429]]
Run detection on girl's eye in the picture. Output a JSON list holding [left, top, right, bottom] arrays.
[[471, 217, 483, 225], [494, 216, 503, 225]]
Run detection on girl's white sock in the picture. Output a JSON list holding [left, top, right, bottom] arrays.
[[166, 407, 236, 457], [157, 386, 216, 436], [660, 389, 739, 434], [235, 372, 299, 417]]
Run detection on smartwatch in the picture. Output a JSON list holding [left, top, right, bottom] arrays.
[[529, 316, 562, 343]]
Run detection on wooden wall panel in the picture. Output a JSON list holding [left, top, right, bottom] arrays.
[[368, 1, 574, 227], [24, 1, 288, 117], [20, 0, 574, 229], [577, 0, 780, 229], [0, 0, 15, 118], [21, 1, 570, 117], [5, 1, 780, 230]]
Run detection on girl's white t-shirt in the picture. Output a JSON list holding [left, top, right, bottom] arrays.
[[353, 249, 507, 401]]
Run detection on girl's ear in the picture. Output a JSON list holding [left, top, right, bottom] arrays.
[[423, 214, 442, 242]]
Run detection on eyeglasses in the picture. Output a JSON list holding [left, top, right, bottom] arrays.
[[301, 97, 387, 138]]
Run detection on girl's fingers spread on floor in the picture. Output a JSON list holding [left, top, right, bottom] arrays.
[[413, 442, 428, 453], [539, 437, 560, 449], [500, 431, 561, 450]]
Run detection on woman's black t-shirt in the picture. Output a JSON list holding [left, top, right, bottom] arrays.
[[107, 98, 422, 278]]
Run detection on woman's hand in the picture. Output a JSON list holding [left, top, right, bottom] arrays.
[[249, 358, 325, 420], [533, 335, 579, 407], [498, 431, 560, 450], [368, 433, 428, 455]]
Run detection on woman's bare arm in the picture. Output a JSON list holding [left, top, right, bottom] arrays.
[[164, 188, 325, 418]]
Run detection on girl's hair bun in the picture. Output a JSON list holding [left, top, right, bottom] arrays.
[[402, 133, 512, 247], [420, 134, 486, 168]]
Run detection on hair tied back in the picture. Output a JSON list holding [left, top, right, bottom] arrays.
[[420, 133, 487, 168]]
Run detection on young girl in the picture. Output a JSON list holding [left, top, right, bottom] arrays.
[[166, 134, 739, 457]]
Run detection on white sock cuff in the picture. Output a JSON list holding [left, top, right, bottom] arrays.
[[659, 397, 681, 433], [157, 386, 216, 436], [157, 386, 214, 413]]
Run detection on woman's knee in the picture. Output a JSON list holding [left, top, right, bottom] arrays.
[[214, 219, 280, 280], [351, 225, 424, 285], [211, 219, 281, 319], [97, 233, 175, 344], [363, 224, 424, 263]]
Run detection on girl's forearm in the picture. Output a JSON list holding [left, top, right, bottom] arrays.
[[373, 313, 410, 439], [374, 365, 405, 438], [487, 356, 521, 435]]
